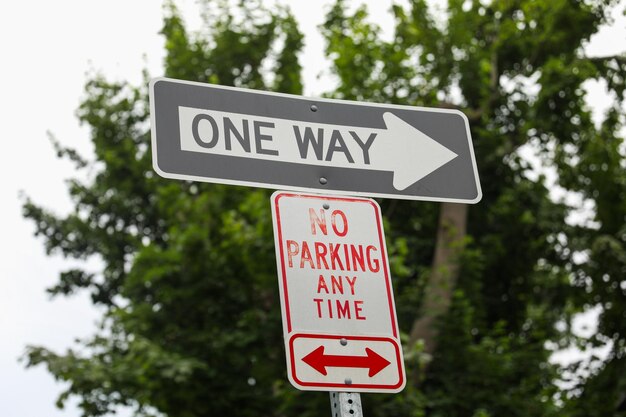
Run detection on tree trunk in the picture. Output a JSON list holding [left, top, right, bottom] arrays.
[[409, 202, 468, 356]]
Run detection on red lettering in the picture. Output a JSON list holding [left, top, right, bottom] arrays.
[[355, 300, 366, 320], [286, 241, 380, 273], [309, 208, 327, 235], [287, 240, 299, 268], [351, 245, 365, 271], [317, 275, 329, 294], [366, 245, 380, 272], [343, 244, 351, 271], [329, 243, 344, 270], [336, 300, 351, 319], [313, 298, 323, 318], [330, 275, 343, 294], [300, 241, 315, 269], [331, 210, 348, 236], [345, 276, 357, 295], [314, 241, 329, 269], [313, 297, 366, 320]]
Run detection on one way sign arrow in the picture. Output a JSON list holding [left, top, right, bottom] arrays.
[[150, 77, 482, 202]]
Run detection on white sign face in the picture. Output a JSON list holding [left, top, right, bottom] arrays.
[[271, 192, 405, 393]]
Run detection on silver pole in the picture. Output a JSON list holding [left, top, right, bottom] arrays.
[[329, 392, 363, 417]]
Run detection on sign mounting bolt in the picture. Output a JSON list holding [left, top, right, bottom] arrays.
[[340, 338, 347, 346], [319, 177, 328, 185], [344, 378, 352, 385], [310, 104, 318, 112]]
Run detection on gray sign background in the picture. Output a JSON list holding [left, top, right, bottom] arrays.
[[150, 77, 481, 203]]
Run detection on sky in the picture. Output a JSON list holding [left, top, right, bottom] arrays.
[[0, 1, 624, 416]]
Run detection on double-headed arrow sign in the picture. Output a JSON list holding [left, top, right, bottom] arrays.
[[302, 346, 391, 377], [150, 77, 482, 202]]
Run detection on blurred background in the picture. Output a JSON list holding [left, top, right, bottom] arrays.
[[1, 1, 625, 416]]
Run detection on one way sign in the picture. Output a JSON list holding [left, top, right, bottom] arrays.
[[150, 77, 481, 203]]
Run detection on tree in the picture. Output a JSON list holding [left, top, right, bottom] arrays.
[[322, 2, 625, 416], [23, 1, 626, 416]]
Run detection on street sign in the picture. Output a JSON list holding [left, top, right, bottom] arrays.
[[150, 77, 482, 203], [271, 192, 405, 393]]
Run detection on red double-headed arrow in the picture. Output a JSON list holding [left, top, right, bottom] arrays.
[[302, 346, 391, 377]]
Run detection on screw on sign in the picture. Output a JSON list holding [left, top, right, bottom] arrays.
[[271, 192, 406, 393]]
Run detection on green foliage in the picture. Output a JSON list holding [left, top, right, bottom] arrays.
[[25, 2, 302, 416], [23, 0, 626, 416]]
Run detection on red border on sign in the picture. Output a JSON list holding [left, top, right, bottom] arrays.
[[273, 192, 398, 337], [289, 333, 405, 390]]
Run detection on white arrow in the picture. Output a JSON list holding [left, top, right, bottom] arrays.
[[378, 112, 458, 190], [178, 106, 458, 190]]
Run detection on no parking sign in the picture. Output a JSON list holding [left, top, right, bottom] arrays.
[[271, 192, 405, 393]]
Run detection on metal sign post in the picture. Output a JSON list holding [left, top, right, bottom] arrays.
[[330, 392, 363, 417]]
